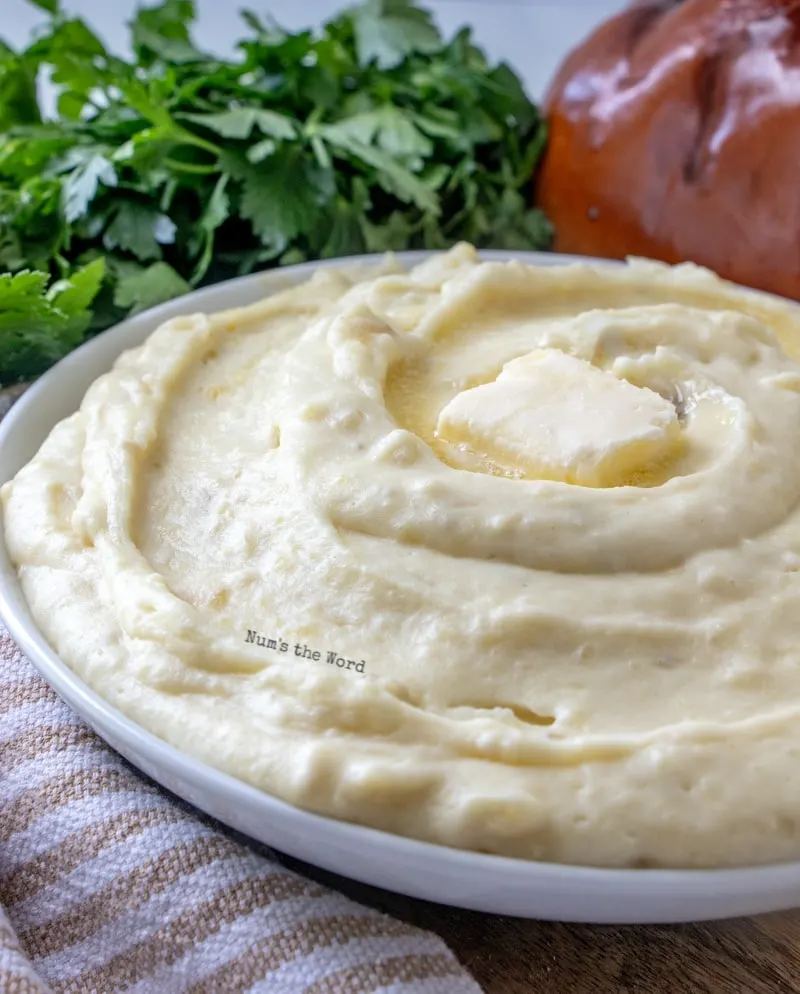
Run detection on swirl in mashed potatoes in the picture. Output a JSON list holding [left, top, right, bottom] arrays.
[[7, 243, 800, 867]]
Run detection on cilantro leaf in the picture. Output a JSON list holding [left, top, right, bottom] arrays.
[[246, 139, 277, 164], [24, 15, 109, 123], [48, 257, 106, 313], [0, 45, 40, 130], [61, 152, 117, 223], [26, 17, 107, 69], [321, 106, 432, 162], [113, 261, 190, 316], [361, 209, 415, 253], [0, 270, 49, 309], [182, 109, 295, 141], [103, 202, 177, 262], [321, 127, 439, 214], [352, 0, 441, 69], [0, 263, 103, 383], [230, 147, 334, 254], [131, 0, 201, 65]]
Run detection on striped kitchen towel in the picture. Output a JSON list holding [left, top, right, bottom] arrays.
[[0, 627, 481, 993]]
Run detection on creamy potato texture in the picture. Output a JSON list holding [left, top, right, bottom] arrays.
[[8, 243, 800, 868]]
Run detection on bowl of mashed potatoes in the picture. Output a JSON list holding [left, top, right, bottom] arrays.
[[5, 244, 800, 922]]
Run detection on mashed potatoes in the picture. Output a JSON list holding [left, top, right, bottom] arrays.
[[7, 243, 800, 867]]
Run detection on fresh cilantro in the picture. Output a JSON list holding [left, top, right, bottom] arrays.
[[352, 0, 441, 69], [48, 257, 106, 313], [103, 202, 177, 262], [61, 152, 118, 223], [246, 139, 277, 165], [0, 45, 40, 131], [190, 173, 230, 283], [0, 261, 103, 381], [182, 109, 296, 142], [131, 0, 202, 65], [320, 127, 439, 213], [0, 0, 551, 384], [321, 107, 433, 162], [113, 261, 190, 316], [234, 147, 334, 255]]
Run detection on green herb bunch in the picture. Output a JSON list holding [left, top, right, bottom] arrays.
[[0, 0, 550, 383]]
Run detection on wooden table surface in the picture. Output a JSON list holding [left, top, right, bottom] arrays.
[[293, 859, 800, 993]]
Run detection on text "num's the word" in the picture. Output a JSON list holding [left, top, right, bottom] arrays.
[[244, 630, 367, 674]]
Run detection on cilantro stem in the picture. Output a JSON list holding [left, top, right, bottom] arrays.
[[163, 159, 219, 175], [173, 129, 222, 157], [54, 253, 71, 277], [305, 107, 325, 130]]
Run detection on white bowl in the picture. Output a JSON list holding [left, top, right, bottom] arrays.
[[2, 250, 800, 924]]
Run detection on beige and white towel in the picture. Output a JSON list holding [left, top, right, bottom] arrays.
[[0, 628, 481, 993]]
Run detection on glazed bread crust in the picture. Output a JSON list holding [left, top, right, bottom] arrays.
[[537, 0, 800, 300]]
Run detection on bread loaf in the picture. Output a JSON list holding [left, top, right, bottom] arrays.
[[536, 0, 800, 300]]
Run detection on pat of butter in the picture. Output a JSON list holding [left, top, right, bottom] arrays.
[[437, 349, 680, 486]]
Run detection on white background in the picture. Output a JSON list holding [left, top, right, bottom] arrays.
[[2, 0, 625, 100]]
